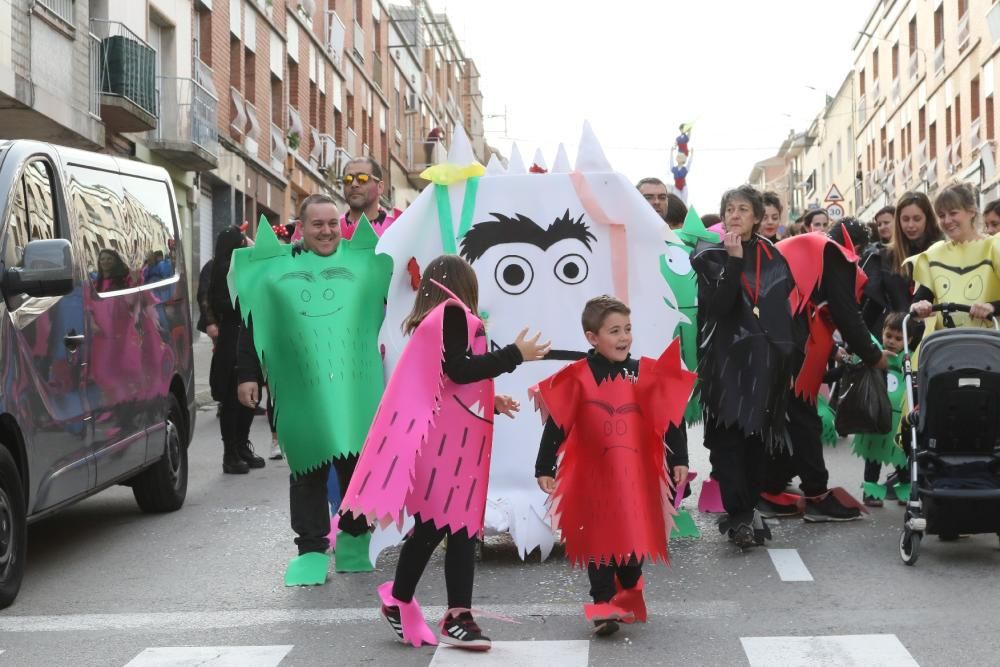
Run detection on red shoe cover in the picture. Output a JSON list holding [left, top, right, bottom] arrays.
[[826, 486, 870, 514], [377, 581, 438, 647], [760, 491, 806, 513], [584, 601, 634, 624], [611, 576, 647, 623], [698, 477, 725, 513]]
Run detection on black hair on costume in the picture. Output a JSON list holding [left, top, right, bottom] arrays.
[[460, 210, 596, 264]]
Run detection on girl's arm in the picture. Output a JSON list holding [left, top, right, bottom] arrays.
[[535, 417, 564, 479], [442, 305, 523, 384]]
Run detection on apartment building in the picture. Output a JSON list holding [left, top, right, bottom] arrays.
[[854, 0, 1000, 218]]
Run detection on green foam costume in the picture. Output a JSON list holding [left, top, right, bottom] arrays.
[[660, 206, 719, 424], [228, 215, 392, 476]]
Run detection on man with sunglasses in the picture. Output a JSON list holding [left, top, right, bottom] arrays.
[[340, 157, 402, 240]]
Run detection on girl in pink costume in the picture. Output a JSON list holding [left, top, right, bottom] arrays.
[[340, 255, 550, 651]]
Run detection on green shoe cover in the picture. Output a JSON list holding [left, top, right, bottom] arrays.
[[894, 482, 912, 502], [670, 509, 701, 539], [335, 531, 374, 572], [863, 481, 887, 500], [284, 552, 330, 586]]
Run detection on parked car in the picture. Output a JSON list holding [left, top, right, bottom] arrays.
[[0, 140, 195, 608]]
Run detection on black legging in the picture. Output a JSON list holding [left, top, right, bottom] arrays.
[[291, 455, 370, 555], [588, 555, 643, 603], [219, 378, 255, 448], [705, 420, 767, 523], [391, 518, 476, 610]]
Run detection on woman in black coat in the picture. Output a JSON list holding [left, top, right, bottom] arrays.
[[208, 227, 265, 474]]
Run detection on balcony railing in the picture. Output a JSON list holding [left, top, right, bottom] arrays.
[[353, 22, 364, 62], [407, 138, 447, 173], [958, 13, 970, 51], [908, 50, 919, 80], [933, 42, 945, 74], [91, 19, 158, 128], [857, 93, 867, 125], [270, 122, 288, 174], [88, 32, 101, 118], [891, 77, 900, 105], [345, 127, 357, 156], [872, 77, 881, 102], [153, 77, 219, 159], [326, 11, 346, 68]]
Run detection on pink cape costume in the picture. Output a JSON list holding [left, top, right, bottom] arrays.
[[341, 293, 495, 537]]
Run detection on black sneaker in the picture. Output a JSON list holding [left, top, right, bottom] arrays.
[[439, 613, 491, 651], [863, 495, 884, 508], [752, 510, 772, 545], [380, 604, 404, 642], [237, 441, 266, 469], [728, 523, 756, 548], [804, 493, 861, 522], [593, 618, 620, 636]]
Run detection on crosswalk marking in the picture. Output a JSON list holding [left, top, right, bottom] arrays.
[[767, 548, 814, 582], [740, 634, 919, 666], [124, 646, 293, 667], [430, 640, 589, 666]]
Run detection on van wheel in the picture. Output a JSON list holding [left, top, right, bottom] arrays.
[[132, 394, 188, 513], [0, 447, 26, 608]]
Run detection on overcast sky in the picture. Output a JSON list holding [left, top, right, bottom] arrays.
[[428, 0, 874, 216]]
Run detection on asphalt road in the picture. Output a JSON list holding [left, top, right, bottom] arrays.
[[2, 396, 999, 666]]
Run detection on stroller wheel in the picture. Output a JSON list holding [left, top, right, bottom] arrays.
[[900, 529, 921, 566]]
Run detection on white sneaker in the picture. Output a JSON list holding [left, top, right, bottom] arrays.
[[269, 441, 283, 460]]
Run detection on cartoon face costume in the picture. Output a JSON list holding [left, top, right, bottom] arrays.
[[228, 216, 392, 476], [692, 236, 799, 449], [905, 236, 1000, 332], [340, 295, 495, 536], [851, 352, 907, 468], [777, 232, 867, 403], [661, 206, 719, 423], [375, 125, 683, 559], [534, 340, 695, 567]]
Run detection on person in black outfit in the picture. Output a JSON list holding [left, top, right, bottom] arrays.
[[208, 227, 265, 474], [761, 219, 891, 522], [692, 186, 800, 549]]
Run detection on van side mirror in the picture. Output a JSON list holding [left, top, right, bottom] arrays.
[[2, 239, 75, 298]]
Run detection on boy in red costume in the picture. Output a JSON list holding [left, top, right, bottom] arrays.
[[534, 296, 695, 636]]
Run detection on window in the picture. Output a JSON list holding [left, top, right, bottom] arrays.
[[971, 78, 980, 120], [929, 121, 937, 159], [196, 7, 213, 66], [3, 160, 58, 281], [836, 140, 842, 172], [892, 43, 899, 79], [860, 68, 866, 97], [245, 48, 256, 103], [919, 107, 926, 141], [934, 6, 944, 47], [872, 47, 879, 78], [271, 75, 283, 125], [906, 123, 913, 157], [908, 17, 917, 56], [958, 0, 967, 17], [988, 95, 995, 141], [230, 37, 241, 89], [288, 59, 300, 106], [955, 96, 961, 140], [37, 0, 74, 24], [888, 139, 895, 162]]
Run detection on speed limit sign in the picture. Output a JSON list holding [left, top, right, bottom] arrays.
[[826, 203, 845, 220]]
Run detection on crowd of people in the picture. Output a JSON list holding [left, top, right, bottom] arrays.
[[193, 155, 1000, 651]]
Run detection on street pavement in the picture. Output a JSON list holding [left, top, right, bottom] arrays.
[[2, 337, 999, 665]]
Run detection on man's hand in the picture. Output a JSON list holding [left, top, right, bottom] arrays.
[[536, 476, 556, 494], [206, 323, 219, 339], [494, 394, 520, 418], [672, 465, 689, 487], [237, 381, 259, 408], [723, 232, 743, 258]]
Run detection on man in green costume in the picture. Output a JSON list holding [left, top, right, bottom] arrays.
[[233, 194, 392, 582]]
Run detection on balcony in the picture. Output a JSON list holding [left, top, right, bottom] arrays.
[[908, 50, 919, 80], [270, 123, 288, 174], [326, 11, 346, 69], [406, 137, 446, 175], [958, 13, 970, 52], [872, 78, 881, 103], [91, 20, 158, 132], [149, 77, 219, 171], [933, 42, 945, 74], [891, 77, 900, 105], [857, 94, 867, 125]]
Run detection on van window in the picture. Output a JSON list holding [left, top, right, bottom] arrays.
[[3, 160, 58, 270], [66, 166, 178, 293]]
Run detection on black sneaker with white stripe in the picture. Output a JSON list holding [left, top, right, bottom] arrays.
[[439, 612, 491, 651], [380, 604, 404, 642]]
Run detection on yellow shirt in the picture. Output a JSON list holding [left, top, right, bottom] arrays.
[[905, 236, 1000, 332]]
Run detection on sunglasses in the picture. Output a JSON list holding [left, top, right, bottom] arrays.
[[341, 173, 380, 185]]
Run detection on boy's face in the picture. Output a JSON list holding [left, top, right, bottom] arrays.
[[585, 312, 633, 362], [883, 327, 904, 355]]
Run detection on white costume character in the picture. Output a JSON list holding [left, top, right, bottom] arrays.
[[374, 123, 684, 559]]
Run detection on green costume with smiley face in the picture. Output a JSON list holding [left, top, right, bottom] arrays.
[[228, 215, 392, 476], [660, 206, 719, 423]]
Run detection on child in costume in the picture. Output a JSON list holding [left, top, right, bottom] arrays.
[[533, 296, 695, 636], [340, 255, 550, 651], [853, 312, 909, 507]]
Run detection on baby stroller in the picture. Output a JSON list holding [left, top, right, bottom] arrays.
[[899, 303, 1000, 565]]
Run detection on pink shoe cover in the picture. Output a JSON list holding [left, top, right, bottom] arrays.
[[584, 601, 635, 624], [611, 575, 647, 623], [698, 477, 725, 513], [377, 581, 438, 647]]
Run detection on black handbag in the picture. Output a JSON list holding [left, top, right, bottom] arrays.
[[834, 363, 892, 435]]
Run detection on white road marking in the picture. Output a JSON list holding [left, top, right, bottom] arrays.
[[0, 600, 738, 634], [430, 640, 589, 666], [741, 634, 919, 666], [767, 548, 814, 582], [124, 645, 293, 667]]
